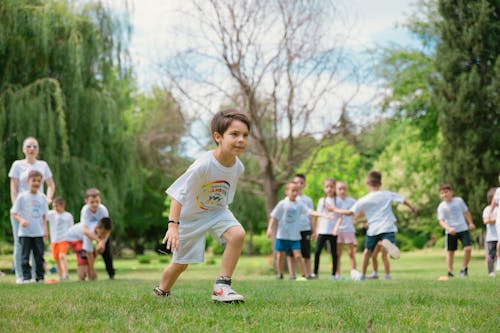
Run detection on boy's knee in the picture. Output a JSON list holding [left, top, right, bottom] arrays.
[[172, 263, 189, 272], [464, 246, 472, 252], [226, 226, 245, 243]]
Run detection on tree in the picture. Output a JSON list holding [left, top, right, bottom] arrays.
[[0, 0, 137, 239], [162, 0, 357, 214], [433, 0, 500, 218]]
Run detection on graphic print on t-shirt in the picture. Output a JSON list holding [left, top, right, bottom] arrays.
[[196, 180, 230, 210], [30, 199, 43, 219]]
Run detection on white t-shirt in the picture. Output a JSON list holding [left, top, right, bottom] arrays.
[[437, 197, 469, 234], [166, 151, 244, 222], [8, 160, 53, 198], [350, 190, 404, 236], [336, 196, 357, 233], [47, 210, 74, 243], [482, 206, 498, 242], [297, 194, 314, 231], [65, 222, 84, 242], [80, 204, 109, 251], [271, 197, 309, 241], [494, 188, 500, 225], [316, 196, 337, 235], [11, 192, 49, 237]]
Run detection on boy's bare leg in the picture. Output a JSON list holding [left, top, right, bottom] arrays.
[[463, 246, 472, 268], [381, 250, 390, 275], [86, 252, 97, 280], [159, 263, 188, 291], [276, 251, 285, 275], [304, 258, 312, 277], [286, 256, 296, 277], [447, 251, 455, 273], [55, 258, 63, 279], [219, 226, 245, 278], [361, 249, 371, 276], [60, 253, 69, 278], [292, 250, 306, 277], [346, 243, 357, 270], [77, 265, 87, 281], [371, 247, 379, 273]]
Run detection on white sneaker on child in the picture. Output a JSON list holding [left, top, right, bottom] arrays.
[[212, 282, 245, 302], [366, 272, 379, 279], [350, 269, 362, 281], [381, 239, 400, 259]]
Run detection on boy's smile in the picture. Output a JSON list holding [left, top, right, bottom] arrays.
[[28, 176, 42, 193], [216, 120, 249, 156]]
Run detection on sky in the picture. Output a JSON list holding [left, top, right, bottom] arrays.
[[127, 0, 418, 91]]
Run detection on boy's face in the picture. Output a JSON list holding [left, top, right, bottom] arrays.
[[85, 195, 101, 212], [439, 189, 453, 202], [293, 177, 305, 193], [336, 182, 347, 198], [53, 202, 65, 213], [214, 120, 249, 157], [285, 183, 299, 201], [28, 176, 42, 192], [95, 226, 110, 239]]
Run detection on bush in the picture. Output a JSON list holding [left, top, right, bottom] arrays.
[[158, 255, 170, 264], [248, 233, 272, 255], [137, 255, 152, 264], [396, 234, 415, 252], [434, 236, 446, 249], [0, 243, 14, 255]]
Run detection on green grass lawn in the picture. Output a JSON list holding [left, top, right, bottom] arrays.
[[0, 249, 498, 332]]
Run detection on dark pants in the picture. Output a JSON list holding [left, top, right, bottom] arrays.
[[101, 238, 115, 278], [314, 234, 338, 275], [20, 236, 45, 281]]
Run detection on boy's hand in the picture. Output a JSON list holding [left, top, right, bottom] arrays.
[[410, 206, 417, 214], [448, 227, 456, 235], [163, 225, 179, 252], [20, 219, 29, 228], [266, 228, 273, 239], [96, 240, 106, 253], [312, 232, 318, 241], [332, 227, 339, 236], [468, 223, 475, 230]]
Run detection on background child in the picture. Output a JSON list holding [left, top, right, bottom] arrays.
[[286, 174, 315, 279], [437, 183, 475, 277], [10, 170, 49, 283], [155, 109, 250, 302], [313, 178, 339, 279], [80, 188, 113, 280], [268, 181, 332, 280], [333, 181, 359, 279], [335, 171, 416, 280], [483, 188, 497, 277], [489, 173, 500, 271], [47, 197, 74, 280]]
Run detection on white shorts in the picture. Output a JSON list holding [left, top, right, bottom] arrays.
[[173, 209, 242, 264]]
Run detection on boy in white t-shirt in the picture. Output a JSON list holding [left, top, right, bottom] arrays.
[[335, 171, 416, 280], [10, 170, 49, 283], [47, 197, 74, 281], [267, 181, 332, 280], [154, 110, 250, 302], [483, 188, 498, 276], [437, 183, 475, 278]]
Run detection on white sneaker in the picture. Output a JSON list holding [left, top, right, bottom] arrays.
[[16, 278, 24, 284], [212, 282, 244, 302], [489, 272, 496, 277], [381, 239, 400, 259], [350, 269, 362, 281], [366, 272, 379, 279], [384, 274, 392, 280]]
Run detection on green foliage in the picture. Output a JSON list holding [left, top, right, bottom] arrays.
[[433, 0, 500, 221], [247, 233, 272, 255], [137, 255, 152, 264], [0, 0, 138, 239]]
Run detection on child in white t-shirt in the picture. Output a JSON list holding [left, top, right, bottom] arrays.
[[335, 171, 416, 280], [267, 181, 332, 280], [483, 188, 498, 276], [155, 110, 250, 303], [489, 173, 500, 270], [47, 197, 74, 281], [437, 183, 475, 277]]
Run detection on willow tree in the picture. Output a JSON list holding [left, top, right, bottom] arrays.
[[0, 0, 137, 238], [433, 0, 500, 218]]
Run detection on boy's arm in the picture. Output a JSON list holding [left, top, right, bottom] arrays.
[[266, 217, 277, 238], [464, 211, 475, 230], [308, 210, 334, 219], [43, 215, 48, 242], [439, 219, 455, 235], [334, 208, 354, 216], [11, 212, 28, 227], [82, 225, 100, 242], [403, 200, 417, 214], [163, 199, 182, 251]]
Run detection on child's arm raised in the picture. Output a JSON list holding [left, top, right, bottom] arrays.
[[163, 199, 182, 252]]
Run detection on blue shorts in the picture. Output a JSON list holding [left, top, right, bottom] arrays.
[[275, 239, 301, 252], [365, 232, 396, 252]]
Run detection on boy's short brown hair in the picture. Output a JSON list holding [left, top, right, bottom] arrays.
[[210, 109, 251, 144], [27, 170, 43, 179], [85, 188, 101, 199], [439, 183, 453, 192], [366, 170, 382, 187], [53, 197, 66, 205]]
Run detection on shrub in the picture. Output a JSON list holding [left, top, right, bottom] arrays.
[[158, 255, 170, 264], [249, 233, 272, 255], [0, 243, 14, 255], [434, 236, 446, 249], [396, 234, 415, 252], [137, 255, 151, 264]]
